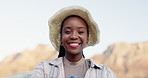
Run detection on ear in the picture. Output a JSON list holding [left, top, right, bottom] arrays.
[[60, 38, 62, 45], [60, 35, 63, 45], [84, 37, 89, 47], [87, 36, 89, 44]]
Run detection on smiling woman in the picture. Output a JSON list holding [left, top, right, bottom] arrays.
[[60, 16, 88, 62], [31, 6, 117, 78]]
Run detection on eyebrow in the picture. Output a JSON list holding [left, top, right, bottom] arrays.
[[64, 27, 71, 30], [63, 26, 86, 30], [78, 27, 86, 29]]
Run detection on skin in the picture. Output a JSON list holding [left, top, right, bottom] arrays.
[[61, 16, 88, 62]]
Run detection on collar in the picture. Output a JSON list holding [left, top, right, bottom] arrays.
[[48, 57, 63, 67], [48, 57, 101, 70], [86, 59, 101, 69]]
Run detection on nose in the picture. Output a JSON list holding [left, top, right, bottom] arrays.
[[69, 31, 78, 40]]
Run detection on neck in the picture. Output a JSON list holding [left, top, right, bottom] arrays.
[[65, 52, 83, 62]]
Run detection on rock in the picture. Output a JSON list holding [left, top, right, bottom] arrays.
[[0, 44, 58, 77], [91, 42, 148, 78], [0, 42, 148, 78]]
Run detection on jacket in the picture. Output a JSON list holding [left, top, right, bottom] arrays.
[[32, 57, 117, 78]]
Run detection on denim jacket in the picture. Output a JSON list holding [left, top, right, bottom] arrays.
[[32, 57, 117, 78]]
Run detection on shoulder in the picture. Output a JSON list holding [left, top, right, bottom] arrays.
[[32, 58, 62, 78], [87, 59, 113, 71], [97, 64, 117, 78], [35, 57, 63, 68], [87, 59, 117, 78], [97, 64, 112, 71]]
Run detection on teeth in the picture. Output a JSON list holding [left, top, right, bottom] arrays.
[[70, 43, 79, 46]]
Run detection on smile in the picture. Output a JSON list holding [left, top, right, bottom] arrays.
[[70, 43, 79, 46], [68, 43, 81, 48]]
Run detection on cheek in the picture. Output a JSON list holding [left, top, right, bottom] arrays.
[[61, 34, 69, 43], [81, 34, 88, 44]]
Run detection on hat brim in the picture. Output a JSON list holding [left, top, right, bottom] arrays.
[[48, 6, 100, 51]]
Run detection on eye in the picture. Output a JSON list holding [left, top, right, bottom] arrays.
[[78, 31, 84, 34], [64, 30, 71, 34]]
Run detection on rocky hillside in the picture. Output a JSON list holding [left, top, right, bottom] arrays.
[[0, 42, 148, 78], [0, 44, 58, 77], [91, 42, 148, 78]]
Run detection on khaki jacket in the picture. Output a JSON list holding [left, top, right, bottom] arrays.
[[32, 57, 117, 78]]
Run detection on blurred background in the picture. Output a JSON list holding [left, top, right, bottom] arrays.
[[0, 0, 148, 78]]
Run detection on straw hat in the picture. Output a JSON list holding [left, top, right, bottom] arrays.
[[48, 6, 100, 51]]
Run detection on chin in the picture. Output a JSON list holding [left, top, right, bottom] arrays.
[[67, 50, 82, 56]]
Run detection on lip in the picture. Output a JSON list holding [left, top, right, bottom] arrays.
[[67, 42, 81, 48]]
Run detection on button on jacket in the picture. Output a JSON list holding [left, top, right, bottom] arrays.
[[32, 57, 117, 78]]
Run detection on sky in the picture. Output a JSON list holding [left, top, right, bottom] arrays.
[[0, 0, 148, 61]]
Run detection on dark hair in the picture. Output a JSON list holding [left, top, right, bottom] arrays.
[[58, 15, 89, 58]]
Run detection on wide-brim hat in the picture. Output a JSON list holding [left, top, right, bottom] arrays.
[[48, 6, 100, 51]]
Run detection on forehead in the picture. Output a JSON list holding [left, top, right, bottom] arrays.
[[62, 16, 87, 29]]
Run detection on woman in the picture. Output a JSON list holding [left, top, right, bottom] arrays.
[[32, 6, 117, 78]]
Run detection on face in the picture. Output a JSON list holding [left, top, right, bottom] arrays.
[[61, 16, 88, 56]]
